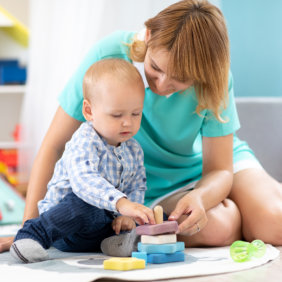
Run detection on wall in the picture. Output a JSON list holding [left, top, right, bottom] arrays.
[[0, 0, 29, 64], [222, 0, 282, 97], [0, 0, 29, 26]]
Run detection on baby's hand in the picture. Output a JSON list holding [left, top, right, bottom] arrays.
[[112, 216, 136, 235], [116, 197, 155, 226]]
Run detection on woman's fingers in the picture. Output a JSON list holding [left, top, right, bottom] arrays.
[[168, 198, 191, 221], [167, 192, 208, 235], [177, 211, 208, 235]]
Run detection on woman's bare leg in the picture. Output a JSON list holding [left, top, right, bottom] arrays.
[[158, 191, 242, 247], [229, 168, 282, 245]]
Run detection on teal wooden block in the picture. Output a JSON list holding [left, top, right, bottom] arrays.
[[147, 251, 185, 264], [132, 251, 147, 265], [0, 178, 25, 226], [137, 241, 185, 254]]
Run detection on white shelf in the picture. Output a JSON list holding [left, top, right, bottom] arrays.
[[0, 12, 13, 27], [0, 85, 26, 94], [0, 141, 24, 149]]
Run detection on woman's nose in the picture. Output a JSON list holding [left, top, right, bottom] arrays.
[[155, 74, 169, 92]]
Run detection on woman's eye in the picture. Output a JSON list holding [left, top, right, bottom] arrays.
[[132, 112, 141, 116], [151, 64, 160, 71]]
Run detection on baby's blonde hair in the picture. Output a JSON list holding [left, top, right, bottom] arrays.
[[83, 58, 144, 102], [129, 0, 230, 122]]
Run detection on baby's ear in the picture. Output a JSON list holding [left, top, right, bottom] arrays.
[[82, 99, 93, 121]]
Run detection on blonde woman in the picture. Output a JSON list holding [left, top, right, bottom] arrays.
[[2, 0, 282, 254]]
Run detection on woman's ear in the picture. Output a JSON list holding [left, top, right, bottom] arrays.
[[144, 29, 151, 45], [82, 99, 93, 121]]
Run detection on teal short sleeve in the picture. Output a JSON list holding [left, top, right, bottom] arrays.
[[58, 31, 134, 121], [201, 71, 240, 137]]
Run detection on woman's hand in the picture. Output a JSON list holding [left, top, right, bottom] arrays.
[[0, 236, 14, 253], [116, 198, 155, 226], [112, 216, 136, 235], [168, 190, 208, 235]]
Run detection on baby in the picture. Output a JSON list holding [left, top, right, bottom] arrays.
[[10, 58, 155, 263]]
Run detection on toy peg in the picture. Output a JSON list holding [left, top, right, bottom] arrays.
[[154, 205, 163, 224]]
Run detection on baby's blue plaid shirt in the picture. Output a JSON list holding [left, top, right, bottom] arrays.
[[38, 121, 147, 214]]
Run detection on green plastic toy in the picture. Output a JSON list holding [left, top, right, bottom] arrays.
[[230, 239, 266, 262]]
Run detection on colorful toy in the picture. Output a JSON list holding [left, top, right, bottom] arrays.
[[0, 177, 25, 225], [153, 205, 163, 224], [136, 220, 178, 235], [141, 234, 177, 244], [0, 6, 29, 47], [138, 241, 185, 254], [0, 124, 23, 188], [131, 251, 147, 265], [147, 251, 185, 264], [103, 257, 145, 271], [230, 239, 266, 262], [132, 205, 185, 265]]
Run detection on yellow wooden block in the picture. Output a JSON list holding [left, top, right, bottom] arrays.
[[103, 257, 145, 271], [0, 6, 29, 47]]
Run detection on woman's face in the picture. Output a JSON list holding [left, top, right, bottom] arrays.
[[143, 47, 194, 96]]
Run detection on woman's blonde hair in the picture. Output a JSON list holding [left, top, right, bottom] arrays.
[[129, 0, 230, 121]]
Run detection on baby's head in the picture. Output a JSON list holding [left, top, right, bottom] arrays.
[[82, 58, 145, 146]]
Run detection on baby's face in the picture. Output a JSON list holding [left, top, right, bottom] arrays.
[[89, 78, 145, 146]]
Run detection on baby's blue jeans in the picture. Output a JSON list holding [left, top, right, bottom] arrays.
[[15, 192, 116, 252]]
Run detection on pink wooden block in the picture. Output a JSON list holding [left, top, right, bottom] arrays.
[[136, 221, 178, 235]]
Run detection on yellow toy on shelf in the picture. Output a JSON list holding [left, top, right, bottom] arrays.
[[0, 5, 29, 47]]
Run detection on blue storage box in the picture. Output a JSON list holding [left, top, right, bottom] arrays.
[[0, 59, 19, 67], [0, 65, 27, 85], [0, 59, 27, 85]]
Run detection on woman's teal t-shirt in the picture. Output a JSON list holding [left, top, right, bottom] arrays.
[[58, 30, 255, 207]]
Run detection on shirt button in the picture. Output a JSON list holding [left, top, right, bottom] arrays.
[[121, 179, 123, 183], [143, 178, 147, 182], [117, 155, 122, 160], [109, 196, 114, 201], [131, 173, 134, 177], [85, 160, 90, 166]]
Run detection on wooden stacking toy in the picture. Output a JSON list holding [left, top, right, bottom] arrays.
[[133, 205, 185, 264], [103, 257, 145, 271]]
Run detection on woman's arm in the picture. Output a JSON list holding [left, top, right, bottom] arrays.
[[23, 106, 82, 221], [0, 106, 81, 253], [195, 133, 233, 210], [169, 133, 234, 234]]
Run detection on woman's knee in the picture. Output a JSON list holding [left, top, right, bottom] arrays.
[[243, 204, 282, 245], [231, 170, 282, 244]]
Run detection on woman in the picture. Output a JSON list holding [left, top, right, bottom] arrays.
[[1, 0, 282, 253]]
